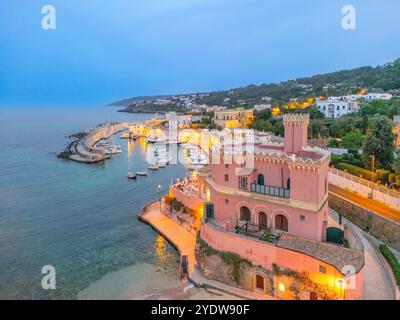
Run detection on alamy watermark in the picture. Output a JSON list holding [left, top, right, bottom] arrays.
[[41, 5, 56, 30], [342, 5, 356, 30], [41, 265, 56, 290]]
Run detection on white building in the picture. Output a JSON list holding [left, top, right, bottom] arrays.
[[316, 100, 354, 118], [253, 104, 272, 112], [153, 99, 172, 105], [364, 93, 393, 101], [327, 93, 392, 103], [165, 112, 192, 128]]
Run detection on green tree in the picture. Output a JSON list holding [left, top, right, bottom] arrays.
[[330, 116, 356, 137], [305, 106, 324, 120], [361, 115, 369, 135], [309, 119, 328, 138], [256, 109, 272, 120], [341, 131, 364, 151], [362, 116, 396, 170]]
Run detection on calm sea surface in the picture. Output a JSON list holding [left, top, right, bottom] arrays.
[[0, 106, 187, 299]]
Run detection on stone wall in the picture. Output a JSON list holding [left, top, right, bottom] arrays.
[[329, 168, 400, 209], [329, 193, 400, 250], [195, 239, 275, 297]]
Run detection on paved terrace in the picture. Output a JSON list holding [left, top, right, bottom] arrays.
[[139, 201, 197, 275]]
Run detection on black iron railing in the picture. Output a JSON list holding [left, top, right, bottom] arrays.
[[235, 222, 277, 243], [250, 183, 290, 198]]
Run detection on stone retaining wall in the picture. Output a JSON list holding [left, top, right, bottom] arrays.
[[329, 193, 400, 250]]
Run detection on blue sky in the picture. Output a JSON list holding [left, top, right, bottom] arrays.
[[0, 0, 399, 107]]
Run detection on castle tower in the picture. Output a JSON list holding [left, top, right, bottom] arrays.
[[283, 113, 309, 154]]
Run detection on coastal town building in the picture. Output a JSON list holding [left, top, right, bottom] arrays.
[[316, 100, 354, 118], [166, 112, 192, 129], [194, 114, 364, 300], [253, 104, 272, 112], [364, 93, 393, 101], [213, 108, 254, 129]]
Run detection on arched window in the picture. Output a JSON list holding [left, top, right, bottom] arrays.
[[310, 292, 318, 300], [275, 214, 288, 232], [239, 206, 251, 222], [255, 274, 265, 291], [257, 174, 265, 186], [259, 212, 268, 228]]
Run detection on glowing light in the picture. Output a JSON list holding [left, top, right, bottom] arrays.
[[336, 279, 345, 288], [206, 189, 211, 202], [155, 235, 167, 265], [272, 107, 281, 116], [278, 283, 285, 292]]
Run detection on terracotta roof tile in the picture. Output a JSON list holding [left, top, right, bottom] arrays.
[[277, 233, 364, 274]]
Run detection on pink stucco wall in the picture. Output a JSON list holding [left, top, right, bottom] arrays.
[[284, 121, 308, 154], [209, 187, 327, 241], [172, 188, 204, 211], [201, 223, 364, 300], [210, 159, 329, 205]]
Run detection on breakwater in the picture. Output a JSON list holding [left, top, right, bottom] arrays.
[[59, 121, 133, 163]]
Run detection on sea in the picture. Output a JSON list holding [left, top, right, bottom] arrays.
[[0, 106, 189, 300]]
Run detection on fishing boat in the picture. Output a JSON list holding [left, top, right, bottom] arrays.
[[148, 165, 159, 170], [157, 162, 167, 168], [136, 170, 148, 176], [105, 145, 122, 154], [166, 140, 181, 145], [147, 137, 157, 144], [127, 172, 137, 179]]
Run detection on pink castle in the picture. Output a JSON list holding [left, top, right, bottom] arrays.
[[196, 113, 364, 300]]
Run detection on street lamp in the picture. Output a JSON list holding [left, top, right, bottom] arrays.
[[370, 155, 375, 199], [157, 184, 162, 211]]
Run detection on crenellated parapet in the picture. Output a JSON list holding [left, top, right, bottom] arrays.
[[283, 113, 310, 126], [252, 151, 329, 173]]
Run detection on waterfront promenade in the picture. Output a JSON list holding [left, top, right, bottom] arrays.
[[139, 201, 197, 275]]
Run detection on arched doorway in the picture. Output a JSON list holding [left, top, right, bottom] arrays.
[[275, 214, 288, 232], [239, 206, 251, 222], [257, 174, 265, 185], [258, 212, 268, 228], [310, 292, 318, 300], [254, 274, 265, 291]]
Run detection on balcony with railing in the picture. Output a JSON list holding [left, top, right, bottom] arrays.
[[235, 222, 281, 244], [250, 183, 290, 198]]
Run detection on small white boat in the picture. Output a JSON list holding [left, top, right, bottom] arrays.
[[127, 172, 137, 179], [157, 162, 167, 168], [166, 140, 181, 145], [136, 170, 148, 176], [148, 165, 159, 170], [105, 145, 122, 154], [147, 137, 158, 144]]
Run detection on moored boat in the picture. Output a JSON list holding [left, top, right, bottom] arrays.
[[127, 172, 137, 179]]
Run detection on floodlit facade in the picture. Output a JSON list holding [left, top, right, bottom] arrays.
[[166, 112, 192, 129], [213, 108, 254, 129], [197, 113, 364, 300], [316, 100, 354, 118]]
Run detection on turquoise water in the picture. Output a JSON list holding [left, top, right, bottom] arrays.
[[0, 106, 187, 299]]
